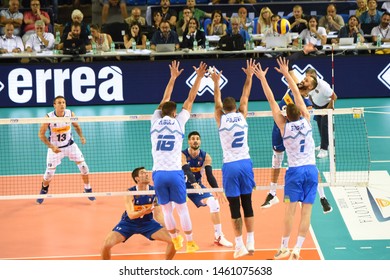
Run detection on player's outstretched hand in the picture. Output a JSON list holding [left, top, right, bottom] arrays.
[[169, 60, 184, 80], [274, 56, 289, 75], [193, 61, 208, 78], [253, 61, 269, 81]]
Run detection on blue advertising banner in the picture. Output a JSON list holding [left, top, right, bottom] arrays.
[[0, 55, 389, 107]]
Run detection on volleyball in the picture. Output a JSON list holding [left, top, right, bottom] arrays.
[[274, 18, 291, 35]]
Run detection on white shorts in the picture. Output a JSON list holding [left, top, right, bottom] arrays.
[[46, 143, 84, 168]]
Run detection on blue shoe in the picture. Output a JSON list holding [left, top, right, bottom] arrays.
[[36, 188, 48, 204], [84, 188, 96, 201]]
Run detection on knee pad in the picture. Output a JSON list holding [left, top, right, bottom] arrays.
[[272, 151, 284, 169], [43, 168, 56, 182], [240, 193, 254, 218], [77, 162, 89, 175], [206, 197, 220, 213], [227, 196, 241, 219]]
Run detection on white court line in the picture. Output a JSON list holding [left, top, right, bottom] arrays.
[[334, 247, 347, 250], [360, 247, 372, 250], [368, 136, 390, 139], [371, 160, 390, 163]]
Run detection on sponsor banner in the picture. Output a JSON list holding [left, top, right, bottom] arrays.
[[329, 171, 390, 240], [0, 56, 389, 107]]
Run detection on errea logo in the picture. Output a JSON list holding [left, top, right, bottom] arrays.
[[378, 63, 390, 91], [185, 68, 228, 96], [281, 64, 324, 86]]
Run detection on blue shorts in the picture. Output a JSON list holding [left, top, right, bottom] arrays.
[[187, 183, 212, 207], [284, 165, 318, 204], [113, 218, 163, 241], [272, 125, 285, 152], [152, 170, 187, 205], [222, 158, 255, 197]]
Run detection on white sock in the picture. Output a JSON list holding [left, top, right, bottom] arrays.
[[84, 184, 91, 190], [185, 233, 193, 242], [281, 236, 290, 249], [318, 186, 325, 199], [246, 232, 254, 244], [235, 236, 244, 248], [214, 224, 222, 238], [270, 182, 277, 196], [295, 236, 305, 249]]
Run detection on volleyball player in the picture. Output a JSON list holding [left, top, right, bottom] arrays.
[[210, 59, 256, 259], [254, 57, 318, 260], [182, 131, 233, 248], [37, 96, 94, 204], [100, 167, 176, 260], [150, 60, 207, 253]]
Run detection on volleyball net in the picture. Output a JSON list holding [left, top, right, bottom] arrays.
[[0, 108, 369, 200]]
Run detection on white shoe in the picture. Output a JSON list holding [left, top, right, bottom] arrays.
[[289, 248, 300, 260], [261, 193, 280, 209], [246, 242, 255, 255], [214, 235, 233, 247], [315, 146, 321, 151], [234, 246, 249, 259], [317, 149, 328, 158], [274, 247, 290, 260]]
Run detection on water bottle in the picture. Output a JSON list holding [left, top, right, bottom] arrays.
[[376, 34, 382, 47], [248, 21, 253, 35], [92, 41, 97, 54], [111, 42, 115, 52], [193, 39, 198, 51], [356, 34, 361, 47], [245, 39, 250, 50], [250, 36, 254, 50], [131, 40, 136, 51], [54, 31, 61, 54], [146, 39, 150, 50], [205, 38, 209, 51], [298, 37, 303, 49]]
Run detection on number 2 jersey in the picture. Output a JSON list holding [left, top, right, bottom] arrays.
[[150, 109, 190, 171], [218, 112, 250, 163], [47, 109, 74, 148]]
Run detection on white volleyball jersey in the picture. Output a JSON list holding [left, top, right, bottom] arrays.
[[150, 109, 190, 171], [309, 79, 333, 107], [218, 112, 250, 163], [283, 117, 315, 167], [47, 109, 74, 148]]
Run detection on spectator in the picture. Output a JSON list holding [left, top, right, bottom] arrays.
[[101, 0, 128, 25], [0, 22, 24, 53], [0, 0, 23, 36], [257, 6, 273, 35], [237, 6, 251, 31], [124, 7, 146, 27], [158, 0, 177, 29], [61, 9, 90, 45], [148, 10, 163, 39], [178, 0, 211, 24], [207, 10, 227, 36], [319, 4, 345, 33], [296, 16, 327, 49], [288, 5, 309, 34], [180, 17, 205, 49], [25, 20, 54, 62], [61, 21, 91, 62], [150, 20, 179, 51], [359, 0, 383, 25], [123, 21, 146, 49], [90, 23, 113, 52], [332, 15, 364, 44], [371, 12, 390, 54], [355, 0, 368, 18], [229, 15, 249, 44], [176, 6, 192, 37], [22, 0, 51, 43]]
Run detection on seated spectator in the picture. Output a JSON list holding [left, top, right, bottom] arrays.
[[125, 7, 146, 27], [0, 0, 23, 36], [150, 20, 179, 51], [359, 0, 383, 25], [228, 15, 249, 44], [355, 0, 369, 18], [180, 17, 205, 49], [123, 21, 146, 49], [61, 9, 90, 45], [207, 10, 227, 36], [295, 16, 327, 53], [176, 6, 193, 37], [22, 0, 51, 43], [148, 10, 163, 39], [332, 15, 365, 44], [371, 12, 390, 54], [0, 22, 24, 53], [288, 5, 309, 34], [257, 6, 273, 35], [237, 6, 251, 32], [61, 21, 91, 62], [319, 4, 345, 33], [25, 20, 54, 62], [178, 0, 211, 24], [90, 23, 113, 52], [102, 0, 128, 25], [158, 0, 177, 30]]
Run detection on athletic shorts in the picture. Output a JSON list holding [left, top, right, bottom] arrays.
[[272, 125, 285, 152], [152, 170, 187, 205], [113, 218, 163, 241], [187, 183, 212, 207], [46, 143, 85, 168], [284, 165, 318, 204], [222, 158, 255, 197]]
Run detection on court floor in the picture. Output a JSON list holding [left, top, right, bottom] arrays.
[[0, 97, 389, 260]]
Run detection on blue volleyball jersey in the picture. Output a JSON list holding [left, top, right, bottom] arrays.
[[121, 185, 157, 223], [182, 149, 206, 187], [278, 90, 312, 112]]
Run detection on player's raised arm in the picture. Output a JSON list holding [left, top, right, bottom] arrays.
[[182, 61, 207, 113], [210, 68, 223, 127], [157, 60, 184, 110], [238, 59, 256, 118]]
